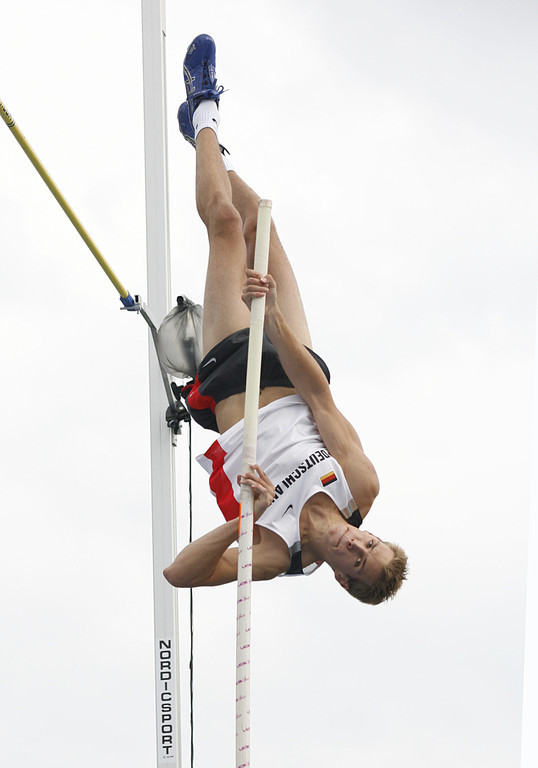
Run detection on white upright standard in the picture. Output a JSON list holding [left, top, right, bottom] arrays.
[[236, 200, 272, 768], [141, 1, 181, 766]]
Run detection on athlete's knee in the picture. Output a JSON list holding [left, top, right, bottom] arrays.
[[242, 214, 258, 250], [243, 214, 276, 265], [199, 193, 243, 240]]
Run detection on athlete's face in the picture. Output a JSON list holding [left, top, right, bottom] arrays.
[[328, 526, 394, 590]]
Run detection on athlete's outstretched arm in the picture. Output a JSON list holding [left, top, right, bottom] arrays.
[[243, 272, 380, 513]]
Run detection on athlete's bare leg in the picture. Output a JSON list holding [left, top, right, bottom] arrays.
[[228, 171, 312, 348], [195, 129, 251, 355]]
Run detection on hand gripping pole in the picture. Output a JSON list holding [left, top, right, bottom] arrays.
[[236, 199, 272, 768]]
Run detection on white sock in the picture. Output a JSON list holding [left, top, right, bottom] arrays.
[[222, 151, 234, 172], [193, 99, 220, 140]]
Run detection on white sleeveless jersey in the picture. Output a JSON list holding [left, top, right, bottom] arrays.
[[197, 395, 359, 575]]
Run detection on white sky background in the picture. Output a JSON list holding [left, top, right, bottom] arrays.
[[1, 1, 537, 766]]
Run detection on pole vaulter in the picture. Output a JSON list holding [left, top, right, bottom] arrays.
[[164, 33, 409, 764]]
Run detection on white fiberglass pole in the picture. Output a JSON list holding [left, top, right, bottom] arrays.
[[141, 1, 181, 766], [236, 199, 272, 768]]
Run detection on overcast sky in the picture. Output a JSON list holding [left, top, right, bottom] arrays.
[[1, 1, 537, 767]]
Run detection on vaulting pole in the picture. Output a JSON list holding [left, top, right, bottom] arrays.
[[236, 199, 272, 768], [141, 1, 181, 765]]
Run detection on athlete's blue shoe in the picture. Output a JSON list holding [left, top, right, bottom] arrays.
[[177, 101, 196, 148], [183, 34, 224, 119], [177, 100, 229, 156]]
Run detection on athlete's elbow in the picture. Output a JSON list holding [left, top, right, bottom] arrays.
[[163, 564, 192, 588], [163, 564, 178, 586], [359, 474, 380, 510], [368, 472, 380, 503]]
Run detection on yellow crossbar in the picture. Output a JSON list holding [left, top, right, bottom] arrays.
[[1, 99, 132, 304]]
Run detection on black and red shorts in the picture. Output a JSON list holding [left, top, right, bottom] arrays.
[[181, 328, 331, 432]]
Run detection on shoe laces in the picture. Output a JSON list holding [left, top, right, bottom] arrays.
[[201, 61, 226, 97]]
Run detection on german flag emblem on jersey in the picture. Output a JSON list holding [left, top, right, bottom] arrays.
[[320, 471, 337, 487]]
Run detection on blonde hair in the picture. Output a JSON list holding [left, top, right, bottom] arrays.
[[348, 542, 408, 605]]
